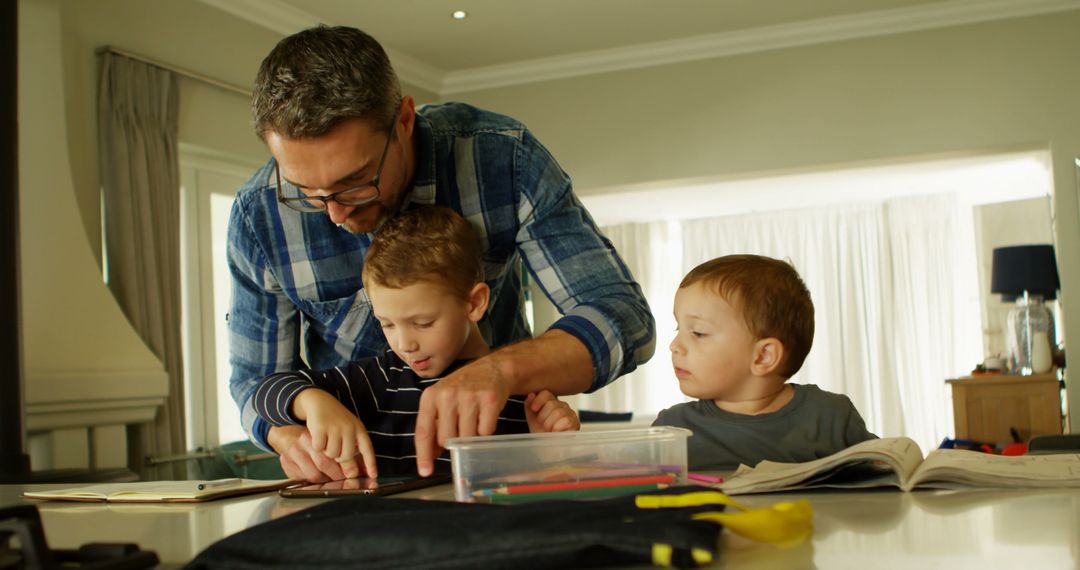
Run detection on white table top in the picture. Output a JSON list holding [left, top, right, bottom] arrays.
[[3, 483, 1079, 569]]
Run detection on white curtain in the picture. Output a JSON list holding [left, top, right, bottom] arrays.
[[564, 222, 687, 420], [98, 53, 184, 478], [682, 202, 907, 438], [884, 196, 982, 449], [586, 194, 981, 451]]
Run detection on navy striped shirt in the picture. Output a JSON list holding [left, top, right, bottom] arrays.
[[251, 350, 529, 475]]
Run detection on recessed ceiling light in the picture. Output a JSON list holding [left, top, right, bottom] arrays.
[[451, 10, 468, 20]]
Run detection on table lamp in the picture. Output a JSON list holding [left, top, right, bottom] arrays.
[[990, 244, 1060, 375]]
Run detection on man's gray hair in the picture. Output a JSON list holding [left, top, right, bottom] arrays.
[[252, 25, 402, 139]]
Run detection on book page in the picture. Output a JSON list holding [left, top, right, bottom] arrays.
[[720, 437, 925, 494], [908, 450, 1080, 490]]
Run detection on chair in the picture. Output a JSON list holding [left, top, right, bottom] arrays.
[[578, 410, 633, 423], [191, 440, 286, 480], [1026, 434, 1080, 455]]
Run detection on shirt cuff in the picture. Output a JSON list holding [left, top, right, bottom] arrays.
[[548, 305, 625, 393], [252, 416, 273, 453]]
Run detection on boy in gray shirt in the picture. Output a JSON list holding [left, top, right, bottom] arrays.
[[654, 255, 876, 471]]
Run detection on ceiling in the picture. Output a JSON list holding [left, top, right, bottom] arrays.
[[278, 0, 949, 71], [200, 0, 1080, 95]]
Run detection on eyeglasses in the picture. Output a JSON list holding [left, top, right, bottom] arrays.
[[275, 116, 397, 214]]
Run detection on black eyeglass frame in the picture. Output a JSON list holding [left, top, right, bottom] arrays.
[[275, 114, 398, 213]]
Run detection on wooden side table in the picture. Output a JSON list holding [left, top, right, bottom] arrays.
[[947, 371, 1063, 444]]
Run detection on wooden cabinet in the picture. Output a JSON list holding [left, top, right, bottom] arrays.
[[947, 372, 1063, 444]]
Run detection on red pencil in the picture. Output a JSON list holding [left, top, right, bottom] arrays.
[[478, 473, 676, 496]]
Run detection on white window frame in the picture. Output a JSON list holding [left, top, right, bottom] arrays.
[[179, 144, 265, 450]]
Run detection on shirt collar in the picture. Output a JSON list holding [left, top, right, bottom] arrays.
[[404, 110, 437, 207]]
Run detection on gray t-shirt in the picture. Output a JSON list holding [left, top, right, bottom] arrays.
[[653, 384, 877, 471]]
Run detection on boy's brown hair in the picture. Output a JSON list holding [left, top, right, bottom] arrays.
[[362, 206, 483, 297], [681, 255, 815, 378]]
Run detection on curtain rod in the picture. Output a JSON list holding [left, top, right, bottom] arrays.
[[96, 46, 251, 98]]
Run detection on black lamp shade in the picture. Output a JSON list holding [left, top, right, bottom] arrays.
[[990, 244, 1060, 301]]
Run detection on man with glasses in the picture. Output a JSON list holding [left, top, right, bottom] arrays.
[[228, 25, 655, 481]]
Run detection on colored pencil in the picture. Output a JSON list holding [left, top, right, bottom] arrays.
[[474, 473, 676, 496], [488, 483, 667, 504], [687, 472, 724, 484], [536, 466, 665, 482], [480, 465, 666, 488]]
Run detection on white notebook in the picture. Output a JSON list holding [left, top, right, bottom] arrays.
[[22, 478, 296, 503]]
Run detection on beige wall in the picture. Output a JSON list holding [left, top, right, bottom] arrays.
[[57, 0, 278, 264], [451, 13, 1080, 198], [453, 11, 1080, 428], [19, 0, 162, 376], [20, 0, 169, 470], [17, 0, 450, 466], [21, 0, 290, 397], [56, 0, 439, 265], [33, 0, 440, 348]]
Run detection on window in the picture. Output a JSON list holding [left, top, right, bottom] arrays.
[[180, 149, 263, 450]]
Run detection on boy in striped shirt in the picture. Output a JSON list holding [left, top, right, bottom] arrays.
[[252, 206, 579, 478]]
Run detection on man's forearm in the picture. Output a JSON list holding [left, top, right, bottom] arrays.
[[493, 329, 593, 396]]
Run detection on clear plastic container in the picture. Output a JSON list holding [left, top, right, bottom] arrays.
[[445, 426, 691, 503]]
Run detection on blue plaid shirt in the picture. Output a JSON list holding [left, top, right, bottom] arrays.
[[227, 102, 655, 451]]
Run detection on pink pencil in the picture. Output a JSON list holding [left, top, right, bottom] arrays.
[[688, 472, 724, 484]]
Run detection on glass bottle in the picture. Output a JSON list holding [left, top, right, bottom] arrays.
[[1005, 293, 1054, 375]]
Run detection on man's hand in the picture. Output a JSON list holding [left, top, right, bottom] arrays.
[[414, 356, 510, 476], [413, 330, 593, 476], [525, 390, 580, 433], [292, 389, 379, 479], [267, 425, 347, 483]]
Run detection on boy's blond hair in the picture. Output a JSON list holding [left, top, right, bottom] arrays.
[[362, 206, 483, 297], [681, 255, 815, 378]]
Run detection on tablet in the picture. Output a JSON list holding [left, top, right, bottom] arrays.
[[279, 474, 452, 498]]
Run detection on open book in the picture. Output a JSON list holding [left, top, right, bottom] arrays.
[[720, 437, 1080, 495], [22, 478, 295, 503]]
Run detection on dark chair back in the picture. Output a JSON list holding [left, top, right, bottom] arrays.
[[1027, 434, 1080, 455]]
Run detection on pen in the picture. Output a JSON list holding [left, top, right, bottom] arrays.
[[197, 478, 242, 491]]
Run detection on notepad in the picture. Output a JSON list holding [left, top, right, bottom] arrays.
[[21, 478, 295, 503]]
